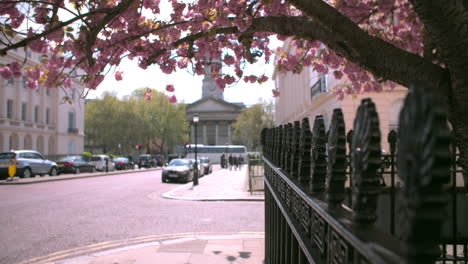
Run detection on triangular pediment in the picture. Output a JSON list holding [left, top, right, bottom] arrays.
[[187, 97, 244, 113]]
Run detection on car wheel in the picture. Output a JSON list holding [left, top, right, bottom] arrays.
[[49, 167, 58, 176], [75, 167, 80, 174], [23, 168, 32, 178], [162, 176, 166, 183], [92, 167, 96, 173]]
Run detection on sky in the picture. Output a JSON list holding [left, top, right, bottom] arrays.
[[87, 55, 278, 106]]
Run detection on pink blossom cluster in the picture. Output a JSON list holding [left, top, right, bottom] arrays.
[[0, 0, 422, 100]]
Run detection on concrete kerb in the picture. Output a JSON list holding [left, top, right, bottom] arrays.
[[160, 181, 264, 202], [0, 167, 162, 185], [38, 232, 265, 264]]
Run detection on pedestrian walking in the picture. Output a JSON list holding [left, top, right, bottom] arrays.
[[221, 153, 226, 169], [228, 154, 233, 170], [232, 155, 237, 170]]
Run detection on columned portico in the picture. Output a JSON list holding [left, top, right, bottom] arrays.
[[185, 57, 244, 146]]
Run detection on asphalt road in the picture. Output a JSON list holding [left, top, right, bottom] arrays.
[[0, 167, 264, 264]]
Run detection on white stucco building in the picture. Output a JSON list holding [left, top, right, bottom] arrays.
[[273, 40, 407, 152], [0, 43, 85, 156]]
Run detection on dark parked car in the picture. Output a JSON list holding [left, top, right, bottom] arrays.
[[57, 156, 96, 174], [152, 154, 165, 167], [114, 157, 134, 170], [137, 154, 155, 169], [199, 157, 212, 175], [161, 158, 194, 183], [0, 150, 59, 179]]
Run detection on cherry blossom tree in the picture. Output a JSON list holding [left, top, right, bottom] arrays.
[[0, 0, 467, 187]]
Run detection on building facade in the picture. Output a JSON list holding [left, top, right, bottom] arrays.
[[273, 40, 407, 152], [186, 58, 244, 145], [0, 45, 85, 156]]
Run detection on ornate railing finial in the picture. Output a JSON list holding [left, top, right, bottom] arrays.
[[396, 82, 451, 263], [351, 98, 381, 225], [298, 117, 312, 183], [290, 121, 301, 179], [326, 109, 347, 206], [310, 115, 327, 194]]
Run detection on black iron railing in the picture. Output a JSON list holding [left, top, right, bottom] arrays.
[[262, 83, 467, 264]]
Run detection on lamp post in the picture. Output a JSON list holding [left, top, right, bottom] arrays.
[[193, 113, 199, 186]]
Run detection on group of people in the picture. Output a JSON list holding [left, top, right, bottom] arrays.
[[220, 154, 244, 170]]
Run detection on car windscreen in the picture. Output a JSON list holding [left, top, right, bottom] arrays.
[[114, 158, 127, 162], [168, 159, 189, 166], [59, 157, 78, 162], [0, 153, 15, 159], [90, 157, 101, 161]]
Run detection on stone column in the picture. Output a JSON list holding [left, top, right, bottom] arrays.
[[215, 123, 219, 145], [203, 122, 207, 145], [227, 122, 231, 144]]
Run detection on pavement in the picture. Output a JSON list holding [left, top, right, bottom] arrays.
[[2, 165, 266, 264]]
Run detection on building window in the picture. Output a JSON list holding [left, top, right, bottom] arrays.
[[46, 108, 50, 124], [71, 89, 75, 100], [7, 100, 13, 119], [34, 105, 39, 123], [311, 74, 328, 99], [68, 111, 76, 132], [46, 89, 50, 96], [7, 78, 14, 86], [22, 77, 27, 89], [21, 103, 27, 121]]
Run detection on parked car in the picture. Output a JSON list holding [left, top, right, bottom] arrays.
[[57, 156, 96, 174], [0, 150, 59, 179], [199, 157, 212, 175], [161, 158, 194, 183], [137, 154, 155, 169], [90, 155, 115, 171], [152, 154, 165, 167], [114, 157, 134, 170], [191, 159, 205, 177]]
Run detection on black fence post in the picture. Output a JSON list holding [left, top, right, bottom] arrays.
[[310, 115, 327, 194]]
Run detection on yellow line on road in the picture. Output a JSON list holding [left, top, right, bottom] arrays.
[[17, 232, 238, 264]]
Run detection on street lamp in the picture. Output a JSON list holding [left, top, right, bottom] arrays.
[[193, 113, 199, 186]]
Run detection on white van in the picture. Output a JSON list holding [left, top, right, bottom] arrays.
[[90, 155, 115, 171]]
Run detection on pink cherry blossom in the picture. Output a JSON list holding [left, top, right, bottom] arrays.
[[166, 84, 175, 92], [115, 71, 123, 81], [26, 80, 38, 90], [223, 55, 236, 65], [63, 78, 73, 88], [0, 67, 13, 80], [333, 71, 344, 80], [10, 62, 22, 78], [168, 95, 177, 103], [272, 89, 280, 97]]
